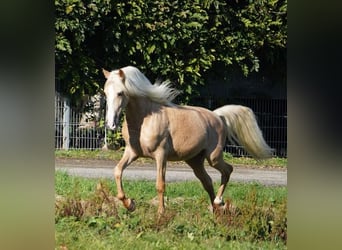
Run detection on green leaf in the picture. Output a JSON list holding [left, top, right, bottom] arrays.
[[185, 66, 193, 73], [185, 85, 192, 94], [147, 44, 156, 54], [65, 5, 74, 14], [186, 22, 202, 29], [136, 41, 142, 50]]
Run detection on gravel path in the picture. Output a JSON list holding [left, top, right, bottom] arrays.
[[55, 158, 287, 186]]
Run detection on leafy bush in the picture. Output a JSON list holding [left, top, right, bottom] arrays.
[[55, 0, 286, 103]]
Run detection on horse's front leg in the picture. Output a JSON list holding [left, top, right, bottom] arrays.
[[155, 155, 167, 216], [114, 147, 137, 211]]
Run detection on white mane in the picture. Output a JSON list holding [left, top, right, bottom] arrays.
[[119, 66, 180, 105]]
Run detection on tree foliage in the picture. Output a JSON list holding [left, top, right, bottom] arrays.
[[55, 0, 287, 104]]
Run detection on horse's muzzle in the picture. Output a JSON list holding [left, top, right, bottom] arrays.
[[106, 123, 117, 131]]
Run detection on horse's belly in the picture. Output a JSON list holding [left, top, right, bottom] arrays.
[[167, 123, 207, 161]]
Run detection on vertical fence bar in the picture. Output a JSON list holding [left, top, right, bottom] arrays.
[[62, 97, 70, 150], [55, 93, 62, 149]]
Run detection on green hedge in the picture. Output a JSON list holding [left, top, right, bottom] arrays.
[[55, 0, 286, 104]]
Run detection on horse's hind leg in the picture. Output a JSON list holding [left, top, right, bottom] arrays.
[[207, 148, 233, 209], [186, 153, 216, 204]]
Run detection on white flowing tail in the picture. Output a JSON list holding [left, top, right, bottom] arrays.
[[214, 105, 274, 159]]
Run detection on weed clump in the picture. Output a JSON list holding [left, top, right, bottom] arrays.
[[216, 188, 287, 244], [55, 181, 119, 221]]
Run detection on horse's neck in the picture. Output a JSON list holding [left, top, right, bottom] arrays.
[[125, 97, 161, 129]]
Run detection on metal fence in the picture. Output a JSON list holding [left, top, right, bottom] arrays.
[[55, 93, 287, 157], [55, 92, 107, 150], [190, 97, 287, 157]]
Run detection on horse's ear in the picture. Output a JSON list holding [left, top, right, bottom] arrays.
[[102, 69, 110, 79], [118, 69, 125, 82]]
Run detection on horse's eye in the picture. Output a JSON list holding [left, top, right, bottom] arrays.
[[117, 92, 124, 97]]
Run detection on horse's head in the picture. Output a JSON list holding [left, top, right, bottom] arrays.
[[103, 68, 129, 130]]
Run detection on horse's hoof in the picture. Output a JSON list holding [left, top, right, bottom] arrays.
[[127, 199, 136, 212], [212, 202, 229, 216], [212, 202, 224, 211]]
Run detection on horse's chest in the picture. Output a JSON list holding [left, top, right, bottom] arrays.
[[124, 121, 168, 157]]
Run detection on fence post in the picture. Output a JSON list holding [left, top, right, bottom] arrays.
[[102, 126, 108, 150], [62, 97, 70, 150]]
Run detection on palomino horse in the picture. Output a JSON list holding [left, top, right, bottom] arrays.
[[102, 66, 273, 215]]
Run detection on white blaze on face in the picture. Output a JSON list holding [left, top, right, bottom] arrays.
[[103, 68, 128, 131], [105, 86, 117, 130], [104, 71, 127, 131]]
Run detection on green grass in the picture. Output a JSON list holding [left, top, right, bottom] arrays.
[[55, 171, 287, 249], [55, 149, 287, 168], [55, 149, 124, 161]]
